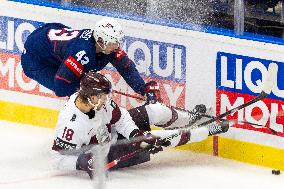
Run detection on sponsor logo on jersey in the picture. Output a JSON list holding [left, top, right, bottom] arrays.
[[53, 137, 77, 150], [216, 52, 284, 136], [64, 56, 83, 77]]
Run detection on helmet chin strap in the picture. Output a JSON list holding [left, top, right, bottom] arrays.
[[96, 40, 107, 54], [87, 97, 102, 110]]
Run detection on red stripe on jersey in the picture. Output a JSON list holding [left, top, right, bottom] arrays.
[[115, 48, 125, 61], [63, 56, 83, 77], [55, 74, 71, 83], [107, 103, 121, 133]]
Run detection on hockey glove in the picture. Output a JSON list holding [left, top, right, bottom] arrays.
[[130, 130, 168, 154], [188, 104, 207, 125], [144, 81, 162, 104], [76, 152, 94, 179]]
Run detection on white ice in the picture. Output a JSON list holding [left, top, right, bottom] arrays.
[[0, 120, 283, 189]]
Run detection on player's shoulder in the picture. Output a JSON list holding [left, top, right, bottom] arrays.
[[104, 98, 118, 110], [59, 94, 88, 124], [69, 29, 96, 53], [57, 107, 90, 138]]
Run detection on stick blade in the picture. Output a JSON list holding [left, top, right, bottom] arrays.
[[262, 63, 277, 94]]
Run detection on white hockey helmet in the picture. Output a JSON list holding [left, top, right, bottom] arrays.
[[93, 17, 124, 48]]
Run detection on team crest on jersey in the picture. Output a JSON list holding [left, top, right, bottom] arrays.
[[80, 30, 92, 40], [70, 114, 76, 122]]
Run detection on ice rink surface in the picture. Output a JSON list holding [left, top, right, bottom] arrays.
[[0, 120, 283, 189]]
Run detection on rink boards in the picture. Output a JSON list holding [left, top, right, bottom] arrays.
[[1, 0, 284, 170]]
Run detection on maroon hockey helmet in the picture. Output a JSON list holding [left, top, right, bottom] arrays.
[[79, 71, 112, 97]]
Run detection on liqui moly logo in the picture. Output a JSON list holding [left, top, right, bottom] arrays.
[[0, 16, 42, 54], [216, 52, 284, 136], [122, 36, 186, 82]]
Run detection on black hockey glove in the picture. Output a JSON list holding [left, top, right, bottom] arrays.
[[144, 81, 162, 104], [130, 130, 169, 154], [188, 104, 207, 125], [194, 104, 207, 114], [76, 152, 94, 179]]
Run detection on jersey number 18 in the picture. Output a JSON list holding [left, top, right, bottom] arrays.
[[62, 127, 74, 141]]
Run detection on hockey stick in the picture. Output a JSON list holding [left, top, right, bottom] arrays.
[[106, 128, 195, 170], [113, 89, 145, 101], [138, 63, 278, 145], [201, 114, 264, 128], [106, 144, 155, 170], [112, 89, 268, 128], [199, 114, 278, 134], [60, 61, 278, 176]]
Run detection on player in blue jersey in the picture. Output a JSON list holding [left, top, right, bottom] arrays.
[[21, 17, 155, 99]]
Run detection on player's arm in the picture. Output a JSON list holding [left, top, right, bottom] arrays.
[[51, 124, 82, 171], [53, 50, 87, 97], [105, 98, 139, 139], [51, 128, 95, 178], [110, 49, 146, 95], [51, 117, 94, 178], [45, 27, 84, 97], [107, 99, 165, 154]]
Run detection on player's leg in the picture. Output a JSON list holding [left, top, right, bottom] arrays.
[[128, 105, 151, 131], [107, 134, 150, 170], [151, 121, 230, 148], [21, 51, 57, 91], [129, 103, 208, 130]]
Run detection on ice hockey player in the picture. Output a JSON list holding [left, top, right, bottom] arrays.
[[21, 17, 146, 97], [51, 71, 229, 179]]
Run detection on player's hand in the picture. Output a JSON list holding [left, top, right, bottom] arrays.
[[144, 81, 162, 104], [76, 152, 94, 179], [130, 130, 168, 154]]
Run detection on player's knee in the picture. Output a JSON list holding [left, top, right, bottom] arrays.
[[145, 103, 173, 125], [128, 105, 151, 131]]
